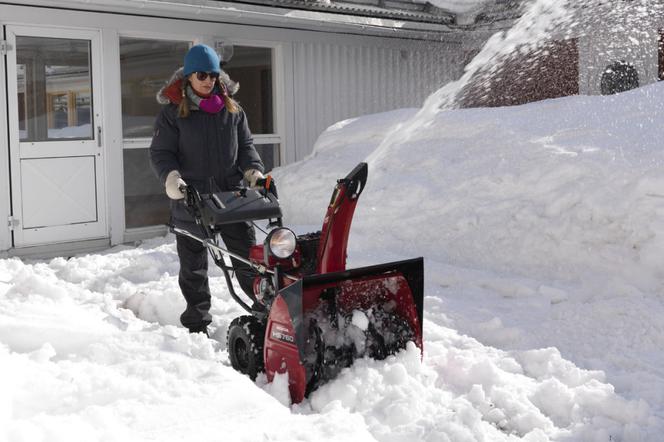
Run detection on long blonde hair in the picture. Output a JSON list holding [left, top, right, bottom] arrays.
[[178, 78, 239, 118]]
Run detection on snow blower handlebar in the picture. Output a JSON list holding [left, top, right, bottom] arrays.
[[172, 182, 280, 276], [170, 226, 268, 273], [170, 181, 291, 315]]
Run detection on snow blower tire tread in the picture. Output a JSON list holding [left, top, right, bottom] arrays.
[[227, 315, 266, 381]]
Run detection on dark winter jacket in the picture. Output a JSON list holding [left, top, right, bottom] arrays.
[[150, 68, 264, 227]]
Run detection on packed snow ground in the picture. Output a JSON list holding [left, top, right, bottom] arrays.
[[3, 82, 664, 441]]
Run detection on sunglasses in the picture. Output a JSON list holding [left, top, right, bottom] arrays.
[[195, 71, 220, 81]]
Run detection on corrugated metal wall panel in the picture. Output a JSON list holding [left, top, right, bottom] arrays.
[[291, 40, 460, 161]]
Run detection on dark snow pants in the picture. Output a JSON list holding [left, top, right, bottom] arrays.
[[176, 221, 256, 333]]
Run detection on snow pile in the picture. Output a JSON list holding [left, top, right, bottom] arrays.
[[310, 334, 653, 441], [0, 252, 375, 442], [274, 108, 417, 227], [1, 238, 659, 441], [273, 83, 664, 439], [370, 90, 664, 286], [277, 84, 664, 287]]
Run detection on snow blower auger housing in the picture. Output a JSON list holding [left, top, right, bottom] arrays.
[[172, 163, 424, 403]]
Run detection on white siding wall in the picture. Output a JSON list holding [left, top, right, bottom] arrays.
[[290, 41, 461, 161]]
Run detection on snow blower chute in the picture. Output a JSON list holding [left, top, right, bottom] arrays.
[[172, 163, 423, 403]]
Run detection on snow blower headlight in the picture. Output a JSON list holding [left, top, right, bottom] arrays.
[[267, 228, 297, 259]]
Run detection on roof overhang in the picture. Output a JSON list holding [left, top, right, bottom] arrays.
[[2, 0, 461, 40], [221, 0, 455, 25]]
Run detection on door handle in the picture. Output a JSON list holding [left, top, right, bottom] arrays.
[[97, 126, 102, 147]]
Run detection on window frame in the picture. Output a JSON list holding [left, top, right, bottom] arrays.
[[119, 35, 284, 156], [118, 31, 194, 149], [211, 37, 284, 167], [15, 35, 96, 143], [118, 32, 194, 234], [118, 32, 285, 233]]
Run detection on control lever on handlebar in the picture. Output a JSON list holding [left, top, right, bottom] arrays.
[[180, 182, 202, 210], [256, 175, 278, 199]]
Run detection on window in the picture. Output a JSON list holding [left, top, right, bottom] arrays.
[[223, 46, 273, 134], [120, 37, 190, 228], [254, 144, 280, 173], [123, 149, 169, 229], [16, 37, 93, 141], [223, 45, 279, 172], [119, 39, 280, 229], [120, 38, 190, 138]]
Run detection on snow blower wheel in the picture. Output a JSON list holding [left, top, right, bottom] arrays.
[[227, 315, 265, 380]]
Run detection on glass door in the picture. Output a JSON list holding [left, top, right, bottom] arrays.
[[6, 25, 107, 247]]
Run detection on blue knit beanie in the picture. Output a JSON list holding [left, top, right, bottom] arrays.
[[183, 44, 221, 76]]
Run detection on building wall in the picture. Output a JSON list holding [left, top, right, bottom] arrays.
[[290, 40, 463, 161]]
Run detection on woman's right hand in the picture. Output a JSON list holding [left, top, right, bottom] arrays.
[[243, 169, 264, 188]]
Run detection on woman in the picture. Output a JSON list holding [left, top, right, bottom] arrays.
[[150, 44, 266, 336]]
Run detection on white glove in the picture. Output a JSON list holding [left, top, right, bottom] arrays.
[[243, 168, 265, 189], [165, 170, 186, 200]]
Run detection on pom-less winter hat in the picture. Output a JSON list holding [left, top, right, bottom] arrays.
[[183, 44, 221, 76]]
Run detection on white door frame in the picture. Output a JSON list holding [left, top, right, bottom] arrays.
[[5, 24, 107, 247], [0, 27, 11, 251]]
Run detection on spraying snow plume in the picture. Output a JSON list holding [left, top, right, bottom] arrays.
[[365, 0, 575, 173]]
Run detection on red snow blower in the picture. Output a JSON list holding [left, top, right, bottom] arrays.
[[172, 163, 423, 403]]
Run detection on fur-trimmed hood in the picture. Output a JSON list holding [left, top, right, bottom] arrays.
[[156, 67, 240, 105]]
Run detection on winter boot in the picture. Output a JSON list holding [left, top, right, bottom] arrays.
[[188, 325, 209, 337]]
